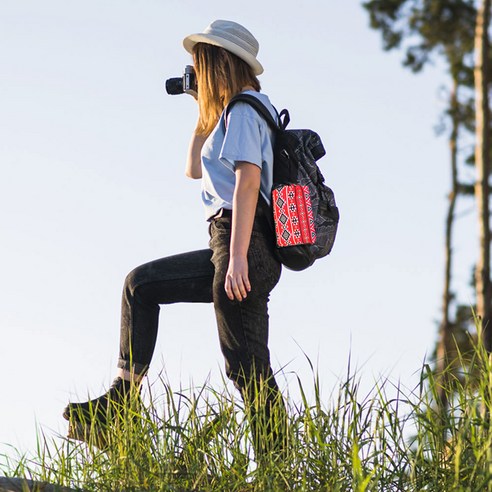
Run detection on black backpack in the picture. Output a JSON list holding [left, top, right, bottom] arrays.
[[226, 94, 339, 271]]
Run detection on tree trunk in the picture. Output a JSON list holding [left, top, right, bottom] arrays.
[[436, 80, 460, 413], [474, 0, 492, 352]]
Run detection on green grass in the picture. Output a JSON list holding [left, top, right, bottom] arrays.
[[3, 338, 492, 491]]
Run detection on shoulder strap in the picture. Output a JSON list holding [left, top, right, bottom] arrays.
[[225, 94, 282, 230], [226, 93, 290, 131]]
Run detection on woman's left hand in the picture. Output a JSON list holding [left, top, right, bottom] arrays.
[[225, 255, 251, 301]]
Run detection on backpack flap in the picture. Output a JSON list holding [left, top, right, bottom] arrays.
[[307, 130, 326, 162]]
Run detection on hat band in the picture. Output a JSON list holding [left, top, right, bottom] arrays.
[[204, 28, 258, 57]]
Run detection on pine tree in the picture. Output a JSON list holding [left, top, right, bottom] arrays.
[[363, 0, 477, 410]]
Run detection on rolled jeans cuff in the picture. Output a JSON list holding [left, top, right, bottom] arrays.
[[117, 358, 149, 376]]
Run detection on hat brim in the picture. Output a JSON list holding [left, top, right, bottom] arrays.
[[183, 33, 264, 75]]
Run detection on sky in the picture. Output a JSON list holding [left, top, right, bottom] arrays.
[[0, 0, 479, 460]]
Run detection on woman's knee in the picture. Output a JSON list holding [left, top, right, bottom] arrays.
[[122, 262, 156, 302], [123, 265, 144, 297]]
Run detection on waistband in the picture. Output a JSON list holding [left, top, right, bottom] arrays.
[[208, 206, 274, 239], [208, 200, 271, 224]]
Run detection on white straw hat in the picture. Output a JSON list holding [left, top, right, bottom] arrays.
[[183, 19, 263, 75]]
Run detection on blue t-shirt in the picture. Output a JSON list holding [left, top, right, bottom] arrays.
[[200, 90, 277, 220]]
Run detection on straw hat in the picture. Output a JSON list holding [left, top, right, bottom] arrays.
[[183, 19, 263, 75]]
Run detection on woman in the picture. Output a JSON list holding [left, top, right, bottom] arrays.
[[64, 19, 285, 459]]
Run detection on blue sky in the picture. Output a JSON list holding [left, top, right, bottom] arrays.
[[0, 0, 478, 457]]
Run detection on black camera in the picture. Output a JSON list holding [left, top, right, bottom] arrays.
[[165, 65, 197, 95]]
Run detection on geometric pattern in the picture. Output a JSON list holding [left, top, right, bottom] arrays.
[[272, 184, 316, 247]]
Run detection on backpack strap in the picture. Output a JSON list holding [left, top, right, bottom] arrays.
[[225, 94, 285, 235], [225, 93, 290, 131]]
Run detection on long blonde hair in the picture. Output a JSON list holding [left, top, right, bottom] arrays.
[[192, 43, 261, 136]]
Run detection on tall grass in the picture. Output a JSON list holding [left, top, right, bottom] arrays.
[[2, 337, 492, 491]]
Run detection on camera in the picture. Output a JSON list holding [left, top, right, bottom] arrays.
[[165, 65, 197, 96]]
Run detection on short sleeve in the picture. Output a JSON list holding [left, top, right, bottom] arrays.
[[219, 104, 263, 171]]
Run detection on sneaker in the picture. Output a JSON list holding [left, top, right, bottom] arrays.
[[63, 377, 140, 427]]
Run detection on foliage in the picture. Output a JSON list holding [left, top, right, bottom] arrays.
[[363, 0, 477, 146], [3, 337, 492, 491], [432, 305, 478, 376], [364, 0, 476, 78]]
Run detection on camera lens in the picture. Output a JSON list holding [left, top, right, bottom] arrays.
[[165, 77, 184, 95]]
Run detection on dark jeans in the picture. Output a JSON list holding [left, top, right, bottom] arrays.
[[118, 213, 285, 455]]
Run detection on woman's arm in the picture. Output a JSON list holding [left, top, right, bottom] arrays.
[[185, 125, 207, 179], [225, 161, 261, 301]]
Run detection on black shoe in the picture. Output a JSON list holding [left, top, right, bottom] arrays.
[[63, 377, 140, 426]]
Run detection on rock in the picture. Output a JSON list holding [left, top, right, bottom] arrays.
[[0, 477, 80, 492]]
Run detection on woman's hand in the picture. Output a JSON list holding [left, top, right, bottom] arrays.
[[225, 255, 251, 301]]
